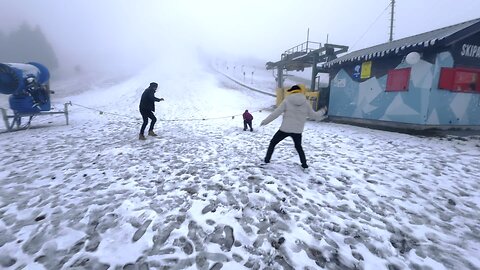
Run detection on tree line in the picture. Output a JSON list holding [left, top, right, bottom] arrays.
[[0, 23, 58, 70]]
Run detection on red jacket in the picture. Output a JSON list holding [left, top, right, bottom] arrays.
[[243, 111, 253, 121]]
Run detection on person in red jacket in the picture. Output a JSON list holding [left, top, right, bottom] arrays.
[[243, 110, 253, 132]]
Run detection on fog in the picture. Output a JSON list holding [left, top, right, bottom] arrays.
[[1, 0, 480, 77]]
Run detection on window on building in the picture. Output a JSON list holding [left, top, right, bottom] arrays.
[[438, 67, 480, 93], [386, 68, 411, 92]]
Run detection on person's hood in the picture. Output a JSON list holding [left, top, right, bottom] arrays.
[[286, 93, 307, 106]]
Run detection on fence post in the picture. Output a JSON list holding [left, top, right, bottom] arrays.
[[1, 108, 10, 131], [64, 102, 69, 125]]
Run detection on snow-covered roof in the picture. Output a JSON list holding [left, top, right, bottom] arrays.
[[324, 17, 480, 68]]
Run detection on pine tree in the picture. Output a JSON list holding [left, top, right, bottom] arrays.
[[0, 22, 58, 70]]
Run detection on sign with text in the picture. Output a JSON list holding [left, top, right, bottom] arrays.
[[452, 31, 480, 68], [361, 61, 372, 79]]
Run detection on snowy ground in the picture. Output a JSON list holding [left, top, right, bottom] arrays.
[[1, 64, 480, 270]]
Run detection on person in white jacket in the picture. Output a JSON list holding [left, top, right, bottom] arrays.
[[260, 85, 327, 168]]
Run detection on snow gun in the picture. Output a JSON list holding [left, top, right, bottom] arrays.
[[0, 62, 51, 113]]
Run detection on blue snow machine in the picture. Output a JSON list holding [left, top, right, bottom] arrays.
[[0, 62, 51, 112], [0, 62, 69, 131]]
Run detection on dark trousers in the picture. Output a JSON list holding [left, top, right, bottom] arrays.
[[265, 130, 307, 166], [28, 88, 47, 104], [243, 120, 253, 131], [140, 110, 157, 135]]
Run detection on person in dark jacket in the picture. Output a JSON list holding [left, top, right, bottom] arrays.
[[25, 76, 47, 108], [139, 82, 164, 140], [243, 109, 253, 131]]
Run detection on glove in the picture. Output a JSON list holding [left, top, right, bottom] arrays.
[[320, 106, 327, 115], [160, 98, 165, 101], [318, 115, 327, 122]]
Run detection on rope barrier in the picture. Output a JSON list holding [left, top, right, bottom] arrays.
[[67, 102, 269, 122], [70, 102, 135, 119]]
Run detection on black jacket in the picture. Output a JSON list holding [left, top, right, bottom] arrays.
[[139, 87, 161, 112]]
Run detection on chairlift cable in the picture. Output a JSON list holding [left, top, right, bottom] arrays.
[[350, 2, 392, 51]]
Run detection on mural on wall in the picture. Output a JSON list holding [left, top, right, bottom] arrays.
[[428, 51, 480, 125], [329, 50, 480, 127], [324, 18, 480, 128], [330, 56, 435, 124]]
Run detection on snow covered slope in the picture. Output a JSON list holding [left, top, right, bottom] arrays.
[[0, 63, 479, 270]]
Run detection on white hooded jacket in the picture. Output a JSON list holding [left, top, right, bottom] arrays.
[[261, 93, 326, 133]]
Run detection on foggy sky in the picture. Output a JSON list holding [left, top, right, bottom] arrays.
[[1, 0, 479, 76]]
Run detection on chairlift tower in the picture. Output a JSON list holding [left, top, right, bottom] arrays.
[[266, 40, 348, 91]]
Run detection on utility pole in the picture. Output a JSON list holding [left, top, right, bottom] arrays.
[[306, 28, 310, 51], [389, 0, 395, 42]]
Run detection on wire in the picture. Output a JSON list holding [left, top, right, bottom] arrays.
[[68, 102, 268, 123], [350, 2, 392, 51], [70, 102, 131, 118], [158, 109, 265, 122]]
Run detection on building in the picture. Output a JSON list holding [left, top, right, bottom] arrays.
[[321, 18, 480, 130]]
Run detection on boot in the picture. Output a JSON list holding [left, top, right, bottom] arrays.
[[139, 134, 146, 140], [148, 130, 157, 136]]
